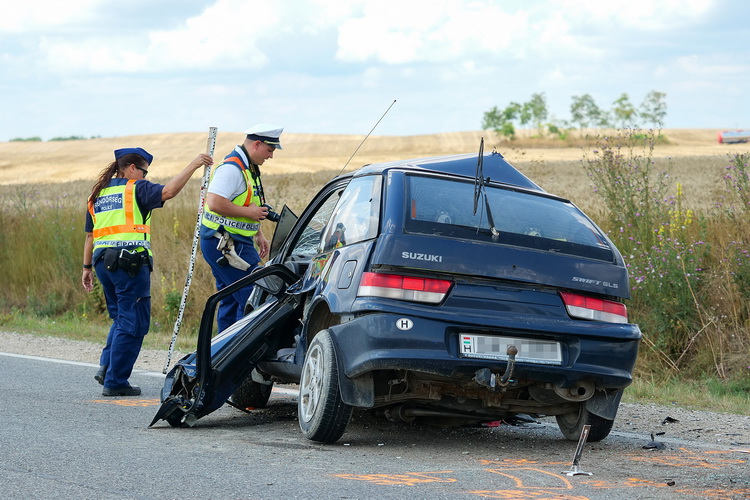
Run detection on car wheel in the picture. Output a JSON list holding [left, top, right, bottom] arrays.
[[231, 376, 273, 409], [298, 330, 352, 443], [556, 405, 614, 442]]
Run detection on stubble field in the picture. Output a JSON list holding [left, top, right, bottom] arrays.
[[0, 128, 746, 209]]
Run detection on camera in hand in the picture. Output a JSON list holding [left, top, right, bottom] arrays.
[[261, 204, 281, 223]]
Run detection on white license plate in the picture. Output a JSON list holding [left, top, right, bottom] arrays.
[[459, 334, 562, 365]]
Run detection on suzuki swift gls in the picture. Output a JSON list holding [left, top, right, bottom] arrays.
[[151, 149, 641, 444]]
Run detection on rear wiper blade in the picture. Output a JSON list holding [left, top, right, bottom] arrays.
[[473, 137, 499, 240]]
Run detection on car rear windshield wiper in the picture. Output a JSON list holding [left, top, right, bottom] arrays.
[[473, 138, 500, 240]]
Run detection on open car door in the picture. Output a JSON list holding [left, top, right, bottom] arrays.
[[149, 264, 300, 428]]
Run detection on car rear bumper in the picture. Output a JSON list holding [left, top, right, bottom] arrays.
[[328, 311, 641, 389]]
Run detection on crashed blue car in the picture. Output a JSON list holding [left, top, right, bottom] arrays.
[[151, 146, 641, 444]]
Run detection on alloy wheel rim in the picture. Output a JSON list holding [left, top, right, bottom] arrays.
[[299, 344, 323, 422]]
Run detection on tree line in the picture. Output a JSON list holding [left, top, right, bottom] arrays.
[[9, 135, 101, 142], [482, 90, 667, 139]]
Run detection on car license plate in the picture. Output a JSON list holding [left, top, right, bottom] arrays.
[[459, 334, 562, 365]]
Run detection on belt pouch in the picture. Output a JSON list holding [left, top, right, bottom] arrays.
[[118, 249, 143, 277], [103, 248, 119, 271]]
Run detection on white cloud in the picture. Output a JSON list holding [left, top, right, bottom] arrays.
[[0, 0, 102, 32], [335, 0, 719, 65], [336, 0, 531, 64], [552, 0, 714, 31], [34, 0, 288, 74]]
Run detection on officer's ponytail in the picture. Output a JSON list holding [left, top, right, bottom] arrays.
[[89, 161, 119, 202]]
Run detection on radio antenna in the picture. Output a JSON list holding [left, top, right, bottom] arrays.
[[336, 99, 396, 177]]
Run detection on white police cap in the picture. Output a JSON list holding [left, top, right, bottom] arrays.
[[244, 123, 284, 149]]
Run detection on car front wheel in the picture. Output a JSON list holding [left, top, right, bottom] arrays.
[[556, 404, 614, 442], [298, 330, 352, 443]]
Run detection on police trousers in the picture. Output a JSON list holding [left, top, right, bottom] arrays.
[[94, 257, 151, 389], [200, 235, 260, 333]]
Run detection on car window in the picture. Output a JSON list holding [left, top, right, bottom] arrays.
[[405, 174, 614, 261], [287, 188, 345, 259], [320, 176, 381, 252]]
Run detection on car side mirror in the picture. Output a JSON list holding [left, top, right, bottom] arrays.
[[254, 275, 286, 295]]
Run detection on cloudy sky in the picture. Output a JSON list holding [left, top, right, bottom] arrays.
[[1, 0, 748, 141]]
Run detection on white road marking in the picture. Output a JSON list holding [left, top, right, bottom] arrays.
[[0, 351, 299, 395]]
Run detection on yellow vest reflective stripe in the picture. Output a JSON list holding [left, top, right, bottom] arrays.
[[89, 179, 152, 253], [201, 155, 262, 237]]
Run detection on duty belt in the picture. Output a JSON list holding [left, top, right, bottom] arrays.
[[94, 240, 151, 249], [204, 212, 260, 232]]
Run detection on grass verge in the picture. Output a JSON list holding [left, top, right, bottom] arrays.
[[0, 311, 199, 354]]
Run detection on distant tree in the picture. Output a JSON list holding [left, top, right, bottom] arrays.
[[639, 90, 667, 129], [482, 102, 521, 139], [570, 94, 606, 130], [10, 137, 42, 142], [50, 135, 87, 141], [611, 93, 638, 128], [481, 106, 505, 133], [596, 110, 612, 128], [524, 93, 548, 135]]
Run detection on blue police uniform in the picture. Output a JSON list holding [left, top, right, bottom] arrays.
[[85, 177, 164, 391], [199, 146, 262, 332]]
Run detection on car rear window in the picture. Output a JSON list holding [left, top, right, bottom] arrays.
[[404, 174, 614, 261]]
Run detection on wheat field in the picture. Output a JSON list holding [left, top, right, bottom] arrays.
[[1, 128, 746, 214]]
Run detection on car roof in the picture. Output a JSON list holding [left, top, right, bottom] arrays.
[[350, 151, 545, 192]]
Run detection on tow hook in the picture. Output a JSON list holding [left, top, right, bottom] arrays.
[[474, 345, 518, 390]]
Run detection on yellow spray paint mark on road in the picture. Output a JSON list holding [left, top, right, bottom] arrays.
[[335, 447, 749, 500], [334, 471, 457, 486], [90, 398, 160, 407], [626, 447, 746, 470], [470, 490, 589, 499]]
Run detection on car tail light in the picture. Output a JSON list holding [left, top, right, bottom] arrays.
[[559, 291, 628, 324], [357, 272, 452, 304]]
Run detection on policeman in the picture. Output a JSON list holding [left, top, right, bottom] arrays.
[[199, 124, 283, 332], [82, 147, 213, 396]]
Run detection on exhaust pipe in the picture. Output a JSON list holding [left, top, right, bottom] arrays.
[[529, 380, 596, 404], [553, 380, 595, 402]]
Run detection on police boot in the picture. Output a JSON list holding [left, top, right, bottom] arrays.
[[94, 365, 108, 385]]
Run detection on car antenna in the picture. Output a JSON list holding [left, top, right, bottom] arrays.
[[473, 137, 500, 240], [336, 99, 397, 178]]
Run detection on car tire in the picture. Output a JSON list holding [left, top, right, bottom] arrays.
[[231, 376, 273, 409], [298, 330, 352, 443], [556, 404, 614, 442]]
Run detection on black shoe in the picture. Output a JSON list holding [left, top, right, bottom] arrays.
[[94, 365, 108, 385], [102, 385, 141, 397]]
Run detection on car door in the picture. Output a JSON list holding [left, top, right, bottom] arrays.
[[150, 264, 300, 427]]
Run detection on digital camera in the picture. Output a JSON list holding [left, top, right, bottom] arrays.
[[261, 204, 281, 223]]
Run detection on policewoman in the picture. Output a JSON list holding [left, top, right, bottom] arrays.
[[200, 124, 283, 333], [82, 147, 213, 396]]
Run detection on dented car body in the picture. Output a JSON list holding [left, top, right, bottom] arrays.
[[151, 150, 641, 443]]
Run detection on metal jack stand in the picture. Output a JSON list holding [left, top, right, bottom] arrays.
[[562, 424, 593, 476]]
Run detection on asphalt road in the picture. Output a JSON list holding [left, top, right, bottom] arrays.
[[1, 352, 748, 500]]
